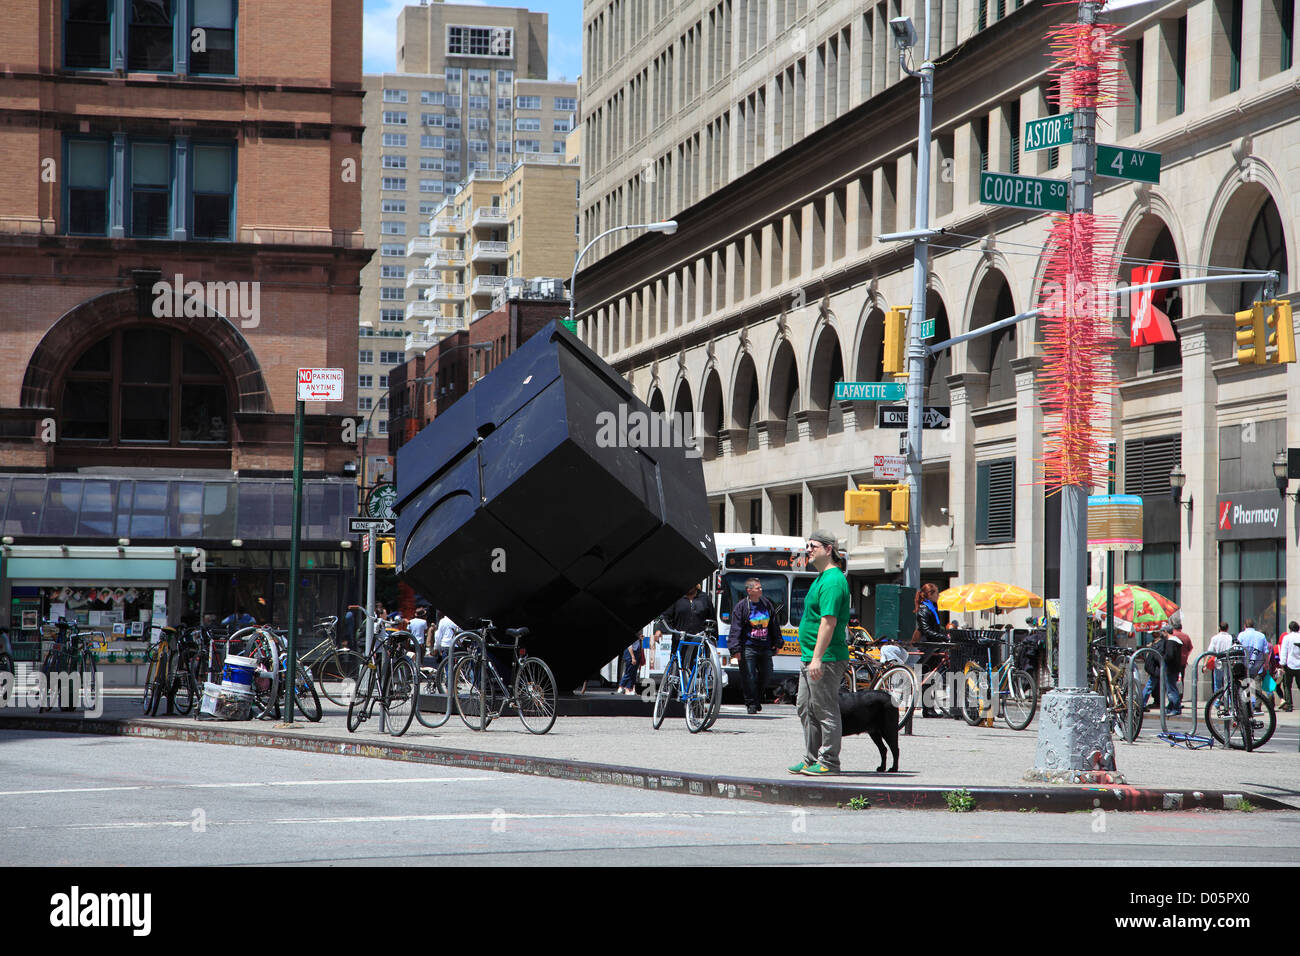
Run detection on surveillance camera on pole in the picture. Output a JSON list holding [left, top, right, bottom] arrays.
[[889, 16, 918, 51]]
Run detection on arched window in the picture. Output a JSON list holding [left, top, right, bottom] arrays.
[[60, 328, 231, 448], [1239, 201, 1288, 309]]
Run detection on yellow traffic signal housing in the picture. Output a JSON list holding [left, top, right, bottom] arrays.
[[376, 536, 396, 569], [890, 484, 910, 526], [1266, 300, 1295, 364], [1235, 302, 1267, 365], [845, 487, 884, 526], [844, 484, 909, 530], [883, 307, 909, 377]]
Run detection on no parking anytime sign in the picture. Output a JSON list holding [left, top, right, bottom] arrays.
[[297, 368, 344, 402]]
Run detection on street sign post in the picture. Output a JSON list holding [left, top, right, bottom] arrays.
[[1023, 114, 1073, 153], [1096, 143, 1161, 184], [877, 405, 951, 429], [980, 171, 1070, 213], [834, 381, 906, 402]]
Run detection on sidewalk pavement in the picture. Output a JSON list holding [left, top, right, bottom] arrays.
[[3, 691, 1296, 813]]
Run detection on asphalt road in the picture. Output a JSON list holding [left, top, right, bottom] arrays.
[[3, 731, 1298, 866]]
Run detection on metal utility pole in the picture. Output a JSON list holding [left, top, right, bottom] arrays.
[[894, 13, 934, 591]]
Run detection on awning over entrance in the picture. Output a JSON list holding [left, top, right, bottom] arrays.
[[0, 476, 358, 542], [0, 546, 194, 584]]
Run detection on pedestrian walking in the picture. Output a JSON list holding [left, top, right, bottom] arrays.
[[1141, 624, 1181, 714], [1168, 617, 1192, 715], [788, 530, 851, 777], [408, 607, 429, 655], [654, 583, 714, 672], [1278, 621, 1300, 712], [618, 635, 643, 694], [912, 583, 945, 643], [728, 577, 783, 713], [1236, 619, 1270, 678], [1206, 621, 1233, 694]]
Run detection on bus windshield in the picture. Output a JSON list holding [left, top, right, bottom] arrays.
[[719, 572, 790, 627], [791, 575, 811, 625]]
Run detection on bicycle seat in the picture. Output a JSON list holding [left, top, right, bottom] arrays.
[[975, 637, 1000, 646], [505, 627, 529, 639]]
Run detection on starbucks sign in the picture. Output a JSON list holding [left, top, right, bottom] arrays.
[[367, 483, 396, 521]]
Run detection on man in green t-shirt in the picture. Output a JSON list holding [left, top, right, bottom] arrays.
[[789, 529, 851, 776]]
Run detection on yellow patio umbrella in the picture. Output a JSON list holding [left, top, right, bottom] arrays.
[[937, 581, 1044, 613]]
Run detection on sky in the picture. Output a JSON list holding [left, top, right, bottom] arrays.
[[362, 0, 584, 81]]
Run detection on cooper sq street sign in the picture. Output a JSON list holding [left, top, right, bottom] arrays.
[[1095, 144, 1161, 184], [980, 171, 1070, 213]]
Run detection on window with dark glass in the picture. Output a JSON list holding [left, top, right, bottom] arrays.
[[67, 139, 110, 236], [129, 0, 175, 72], [190, 0, 236, 75], [66, 0, 112, 69], [130, 142, 171, 237], [60, 329, 230, 448], [976, 459, 1016, 544], [192, 144, 233, 239]]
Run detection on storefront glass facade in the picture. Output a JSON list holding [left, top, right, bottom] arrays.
[[1219, 539, 1286, 640]]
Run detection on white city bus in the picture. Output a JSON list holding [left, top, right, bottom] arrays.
[[639, 533, 816, 688]]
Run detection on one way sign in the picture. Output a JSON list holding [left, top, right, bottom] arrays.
[[877, 405, 951, 429], [349, 516, 394, 534]]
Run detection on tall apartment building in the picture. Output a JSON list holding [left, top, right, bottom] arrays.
[[574, 0, 1298, 654], [0, 0, 367, 636], [357, 2, 578, 464]]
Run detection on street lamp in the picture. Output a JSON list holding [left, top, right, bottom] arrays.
[[1168, 463, 1186, 505], [1273, 452, 1292, 498], [569, 220, 678, 327]]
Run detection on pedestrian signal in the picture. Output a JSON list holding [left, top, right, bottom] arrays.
[[883, 307, 909, 377], [844, 484, 909, 530], [376, 536, 396, 569], [1266, 300, 1295, 365]]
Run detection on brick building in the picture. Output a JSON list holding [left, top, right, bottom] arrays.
[[0, 1, 368, 644]]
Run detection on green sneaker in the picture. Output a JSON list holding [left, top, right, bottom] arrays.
[[800, 762, 836, 776], [787, 760, 809, 774]]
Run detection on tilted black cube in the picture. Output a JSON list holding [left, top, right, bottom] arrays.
[[396, 321, 716, 691]]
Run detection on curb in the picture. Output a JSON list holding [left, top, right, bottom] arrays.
[[2, 714, 1292, 813]]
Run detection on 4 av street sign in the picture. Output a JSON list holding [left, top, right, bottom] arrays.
[[877, 405, 951, 429], [834, 381, 905, 402], [1024, 114, 1073, 153], [1096, 143, 1161, 184], [349, 516, 394, 534], [980, 171, 1069, 213], [919, 318, 935, 339]]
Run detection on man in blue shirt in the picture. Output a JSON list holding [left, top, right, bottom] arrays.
[[1236, 619, 1270, 677], [221, 606, 256, 629]]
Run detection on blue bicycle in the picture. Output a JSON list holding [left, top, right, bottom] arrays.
[[652, 625, 722, 733]]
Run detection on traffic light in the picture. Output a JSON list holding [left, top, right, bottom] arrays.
[[1266, 299, 1295, 365], [376, 536, 396, 569], [1235, 302, 1266, 365], [883, 307, 909, 376], [844, 484, 909, 530]]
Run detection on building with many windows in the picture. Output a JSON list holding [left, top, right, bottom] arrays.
[[356, 3, 578, 459], [0, 0, 366, 644], [574, 0, 1298, 653]]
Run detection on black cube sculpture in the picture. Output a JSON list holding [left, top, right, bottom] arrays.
[[396, 321, 716, 691]]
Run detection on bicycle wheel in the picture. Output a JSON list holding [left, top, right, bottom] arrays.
[[1205, 687, 1253, 750], [685, 656, 720, 733], [453, 654, 490, 731], [872, 664, 918, 728], [1250, 693, 1276, 749], [245, 632, 280, 720], [651, 659, 676, 729], [317, 648, 366, 707], [515, 657, 558, 735], [383, 656, 417, 737], [169, 650, 196, 716], [346, 656, 379, 733], [960, 663, 986, 725], [1002, 669, 1038, 730], [415, 652, 454, 729], [141, 648, 160, 714], [75, 650, 99, 712], [292, 665, 323, 722]]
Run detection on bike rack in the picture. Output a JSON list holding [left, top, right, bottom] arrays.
[[1125, 645, 1169, 739]]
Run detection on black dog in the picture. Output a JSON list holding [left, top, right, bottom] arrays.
[[774, 677, 900, 773]]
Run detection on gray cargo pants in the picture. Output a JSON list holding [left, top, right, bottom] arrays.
[[797, 659, 849, 771]]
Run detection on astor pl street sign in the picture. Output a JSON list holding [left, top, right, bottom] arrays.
[[1096, 143, 1161, 184], [349, 516, 394, 534], [980, 171, 1070, 213], [1024, 114, 1073, 153], [878, 405, 951, 429], [834, 381, 905, 402]]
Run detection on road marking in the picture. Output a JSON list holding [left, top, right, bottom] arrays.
[[8, 809, 784, 832], [0, 776, 495, 798]]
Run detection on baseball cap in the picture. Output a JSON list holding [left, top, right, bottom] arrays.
[[807, 529, 839, 554]]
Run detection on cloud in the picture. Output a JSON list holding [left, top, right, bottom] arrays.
[[363, 0, 407, 74]]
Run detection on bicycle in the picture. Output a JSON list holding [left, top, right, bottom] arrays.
[[414, 631, 474, 730], [141, 624, 183, 716], [301, 615, 366, 707], [38, 619, 102, 713], [453, 622, 558, 734], [960, 636, 1038, 730], [1204, 645, 1276, 751], [652, 625, 722, 733], [844, 628, 918, 728], [1089, 638, 1143, 742], [345, 607, 419, 737]]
